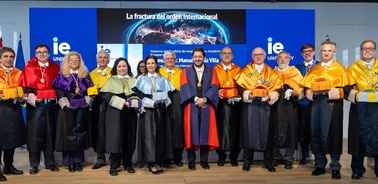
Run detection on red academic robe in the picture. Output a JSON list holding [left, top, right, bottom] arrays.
[[180, 65, 219, 151]]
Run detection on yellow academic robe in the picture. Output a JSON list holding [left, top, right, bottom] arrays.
[[274, 66, 303, 95], [159, 66, 182, 91]]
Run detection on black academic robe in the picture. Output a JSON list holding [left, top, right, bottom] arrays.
[[102, 92, 137, 154], [90, 94, 107, 153], [348, 103, 365, 157], [0, 100, 26, 150], [166, 90, 184, 149], [271, 86, 299, 149]]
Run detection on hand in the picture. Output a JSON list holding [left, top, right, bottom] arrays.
[[0, 94, 4, 100], [219, 89, 224, 99], [81, 104, 89, 108], [66, 104, 76, 109], [195, 98, 206, 107], [313, 90, 328, 96], [292, 90, 298, 96], [125, 101, 130, 108]]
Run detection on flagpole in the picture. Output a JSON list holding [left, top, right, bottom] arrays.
[[13, 31, 18, 52]]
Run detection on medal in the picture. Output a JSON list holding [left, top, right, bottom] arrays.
[[197, 82, 201, 87], [226, 81, 230, 86], [75, 87, 80, 93], [40, 77, 45, 83]]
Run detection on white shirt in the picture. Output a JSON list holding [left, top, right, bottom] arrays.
[[148, 72, 158, 78], [254, 64, 264, 73], [222, 63, 232, 70], [363, 59, 375, 69], [1, 64, 12, 72], [194, 65, 205, 82], [304, 60, 314, 67], [321, 60, 333, 67], [70, 69, 79, 74], [98, 68, 107, 76], [38, 61, 49, 67], [166, 68, 175, 74], [117, 74, 130, 79]]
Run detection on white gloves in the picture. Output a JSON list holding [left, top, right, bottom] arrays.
[[284, 89, 293, 100]]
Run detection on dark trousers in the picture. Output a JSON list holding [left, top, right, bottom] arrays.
[[187, 145, 209, 163], [351, 155, 378, 176], [243, 147, 272, 166], [96, 151, 106, 164], [0, 149, 15, 168], [62, 151, 84, 165], [300, 143, 310, 159], [216, 148, 241, 161], [109, 153, 133, 169], [29, 150, 55, 168], [164, 148, 184, 164], [315, 153, 341, 171]]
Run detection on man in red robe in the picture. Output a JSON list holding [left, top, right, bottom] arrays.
[[18, 44, 60, 174], [180, 47, 219, 170]]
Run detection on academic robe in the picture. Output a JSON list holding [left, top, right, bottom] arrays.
[[347, 58, 378, 157], [213, 63, 242, 150], [235, 62, 282, 150], [52, 73, 93, 151], [0, 67, 26, 150], [300, 60, 355, 155], [159, 66, 184, 153], [100, 76, 138, 154], [89, 67, 111, 153], [271, 66, 302, 149], [295, 60, 319, 144], [132, 74, 176, 162], [180, 65, 219, 151], [18, 58, 60, 152]]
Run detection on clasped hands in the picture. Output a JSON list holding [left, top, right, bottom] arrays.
[[195, 97, 207, 108]]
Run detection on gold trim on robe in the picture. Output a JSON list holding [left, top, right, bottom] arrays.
[[235, 62, 282, 96], [274, 66, 303, 94], [214, 63, 242, 89], [348, 58, 378, 91], [300, 60, 355, 89], [159, 66, 182, 90]]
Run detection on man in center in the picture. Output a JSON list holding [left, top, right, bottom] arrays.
[[180, 47, 219, 170]]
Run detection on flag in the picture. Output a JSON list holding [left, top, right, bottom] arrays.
[[15, 33, 25, 70], [0, 37, 3, 48]]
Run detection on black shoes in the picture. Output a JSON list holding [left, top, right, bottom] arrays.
[[200, 162, 210, 170], [231, 160, 238, 167], [0, 173, 6, 181], [45, 165, 59, 172], [217, 160, 225, 166], [272, 159, 283, 167], [284, 161, 292, 170], [265, 164, 276, 172], [29, 167, 38, 175], [124, 166, 135, 173], [109, 169, 118, 176], [332, 170, 341, 180], [299, 157, 308, 165], [75, 163, 83, 172], [68, 165, 76, 172], [351, 173, 363, 180], [92, 163, 106, 170], [242, 163, 251, 171], [174, 160, 183, 167], [311, 168, 325, 176], [3, 166, 23, 175], [188, 161, 196, 170]]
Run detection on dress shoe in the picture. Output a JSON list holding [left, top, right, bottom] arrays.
[[124, 166, 135, 173], [200, 162, 210, 170], [272, 159, 282, 167], [45, 165, 59, 172], [156, 165, 164, 173], [188, 161, 196, 170], [174, 160, 183, 167], [265, 164, 276, 172], [299, 157, 308, 165], [68, 165, 76, 172], [231, 160, 238, 167], [75, 163, 83, 172], [3, 166, 24, 175], [0, 173, 7, 181], [217, 160, 225, 166], [351, 173, 363, 180], [29, 167, 38, 175], [284, 161, 292, 170], [332, 170, 341, 180], [242, 163, 250, 171], [92, 163, 106, 170], [311, 168, 325, 176], [109, 169, 118, 176]]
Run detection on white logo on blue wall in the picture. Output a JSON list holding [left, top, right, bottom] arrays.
[[53, 37, 71, 55], [267, 37, 284, 54]]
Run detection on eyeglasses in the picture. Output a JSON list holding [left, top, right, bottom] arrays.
[[35, 51, 48, 55], [139, 65, 146, 68], [221, 52, 233, 55], [253, 53, 264, 57], [301, 50, 314, 53], [69, 58, 80, 62], [361, 47, 376, 52]]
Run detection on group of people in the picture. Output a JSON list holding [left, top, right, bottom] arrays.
[[0, 40, 377, 181]]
